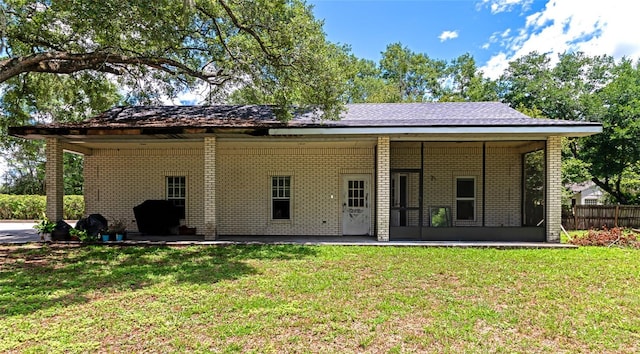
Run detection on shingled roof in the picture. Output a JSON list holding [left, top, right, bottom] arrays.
[[294, 102, 594, 127], [9, 102, 601, 138], [50, 102, 595, 127]]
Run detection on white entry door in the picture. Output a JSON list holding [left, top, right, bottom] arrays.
[[342, 175, 371, 235]]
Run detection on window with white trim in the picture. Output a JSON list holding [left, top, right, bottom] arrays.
[[456, 177, 475, 220], [166, 176, 186, 219], [584, 198, 598, 205], [272, 176, 291, 219]]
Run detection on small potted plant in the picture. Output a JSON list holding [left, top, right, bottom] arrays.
[[109, 219, 127, 241], [99, 227, 111, 242], [33, 218, 56, 242], [70, 228, 94, 243]]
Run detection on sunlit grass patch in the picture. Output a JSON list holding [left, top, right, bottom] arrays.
[[1, 244, 638, 352]]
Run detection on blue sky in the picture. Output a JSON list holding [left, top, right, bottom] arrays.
[[308, 0, 640, 78], [2, 0, 639, 174]]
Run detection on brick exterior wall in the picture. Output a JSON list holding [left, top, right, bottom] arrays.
[[82, 138, 560, 241], [204, 137, 217, 240], [216, 141, 375, 236], [545, 136, 562, 242], [376, 136, 390, 241], [84, 147, 204, 233], [45, 138, 64, 221]]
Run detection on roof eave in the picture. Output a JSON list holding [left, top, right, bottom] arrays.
[[7, 125, 272, 139], [268, 125, 603, 137], [9, 123, 603, 141]]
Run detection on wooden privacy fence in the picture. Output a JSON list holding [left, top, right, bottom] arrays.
[[562, 205, 640, 230]]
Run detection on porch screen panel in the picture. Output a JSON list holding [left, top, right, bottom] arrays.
[[523, 150, 545, 226], [390, 171, 421, 227]]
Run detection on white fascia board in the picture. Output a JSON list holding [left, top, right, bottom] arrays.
[[269, 125, 602, 137]]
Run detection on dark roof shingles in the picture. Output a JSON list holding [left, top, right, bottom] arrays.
[[82, 105, 282, 128], [37, 102, 601, 129]]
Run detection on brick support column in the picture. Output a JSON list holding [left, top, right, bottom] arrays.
[[45, 138, 64, 221], [376, 136, 390, 241], [204, 137, 217, 240], [546, 136, 562, 242]]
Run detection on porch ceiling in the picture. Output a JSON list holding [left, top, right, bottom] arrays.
[[392, 141, 545, 148], [57, 135, 380, 154], [63, 139, 205, 150]]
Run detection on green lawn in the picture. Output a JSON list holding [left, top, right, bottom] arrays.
[[1, 244, 638, 353]]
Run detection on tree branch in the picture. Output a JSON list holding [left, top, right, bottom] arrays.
[[0, 51, 222, 84], [592, 176, 628, 204], [217, 0, 276, 61], [568, 139, 580, 158], [195, 4, 238, 62]]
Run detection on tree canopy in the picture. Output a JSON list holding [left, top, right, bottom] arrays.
[[340, 43, 497, 104], [498, 52, 640, 203], [0, 0, 351, 120], [0, 0, 352, 194], [2, 1, 640, 204]]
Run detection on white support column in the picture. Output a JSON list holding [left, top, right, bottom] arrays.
[[45, 137, 64, 221], [204, 137, 217, 240], [376, 136, 390, 241], [546, 136, 562, 242]]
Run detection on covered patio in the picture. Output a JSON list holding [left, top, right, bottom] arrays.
[[8, 103, 601, 243], [386, 140, 548, 242]]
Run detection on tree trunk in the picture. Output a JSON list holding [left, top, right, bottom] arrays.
[[592, 177, 629, 204]]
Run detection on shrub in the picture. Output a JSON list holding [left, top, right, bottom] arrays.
[[0, 194, 85, 220], [33, 217, 56, 234], [69, 228, 96, 243], [569, 226, 640, 248], [63, 195, 85, 220]]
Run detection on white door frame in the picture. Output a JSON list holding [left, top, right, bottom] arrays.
[[341, 174, 371, 235]]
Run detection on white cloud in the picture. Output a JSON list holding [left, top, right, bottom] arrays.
[[479, 0, 533, 14], [480, 0, 640, 79], [439, 30, 459, 42], [481, 28, 512, 51], [480, 52, 510, 80]]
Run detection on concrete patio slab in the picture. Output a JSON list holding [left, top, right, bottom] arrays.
[[0, 222, 577, 248], [0, 222, 40, 243]]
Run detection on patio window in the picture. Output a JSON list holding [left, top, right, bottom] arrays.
[[166, 176, 186, 219], [455, 177, 475, 221], [272, 176, 291, 219]]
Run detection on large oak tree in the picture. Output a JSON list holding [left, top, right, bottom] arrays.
[[0, 0, 350, 119], [0, 0, 352, 194]]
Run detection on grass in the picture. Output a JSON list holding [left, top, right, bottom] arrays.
[[1, 244, 639, 353]]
